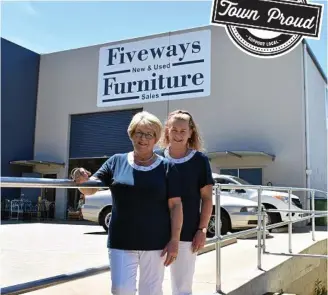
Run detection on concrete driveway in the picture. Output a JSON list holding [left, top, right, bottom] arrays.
[[2, 221, 326, 295], [1, 221, 110, 289]]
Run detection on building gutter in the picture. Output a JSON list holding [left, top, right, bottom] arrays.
[[302, 42, 311, 210]]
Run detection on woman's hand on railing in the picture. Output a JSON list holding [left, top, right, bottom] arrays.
[[70, 168, 91, 184]]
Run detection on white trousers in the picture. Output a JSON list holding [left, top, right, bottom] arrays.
[[170, 242, 197, 295], [109, 248, 165, 295]]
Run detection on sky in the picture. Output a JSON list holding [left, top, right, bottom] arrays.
[[1, 0, 327, 76]]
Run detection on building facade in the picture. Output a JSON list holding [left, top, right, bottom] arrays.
[[1, 38, 41, 202], [2, 25, 327, 219]]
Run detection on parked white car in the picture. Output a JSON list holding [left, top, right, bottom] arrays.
[[212, 173, 304, 225], [82, 184, 264, 238]]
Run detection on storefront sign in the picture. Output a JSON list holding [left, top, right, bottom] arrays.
[[97, 30, 211, 107]]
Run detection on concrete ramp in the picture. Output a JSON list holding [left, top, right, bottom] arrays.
[[230, 238, 327, 295], [188, 226, 327, 295]]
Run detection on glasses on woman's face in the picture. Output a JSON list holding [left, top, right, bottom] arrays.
[[134, 131, 155, 140]]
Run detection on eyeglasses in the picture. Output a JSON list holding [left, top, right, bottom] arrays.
[[134, 131, 155, 140]]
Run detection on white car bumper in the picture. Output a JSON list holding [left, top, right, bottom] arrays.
[[280, 209, 305, 222], [230, 212, 266, 229], [81, 205, 99, 223]]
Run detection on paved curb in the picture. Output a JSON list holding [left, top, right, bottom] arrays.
[[1, 239, 237, 295]]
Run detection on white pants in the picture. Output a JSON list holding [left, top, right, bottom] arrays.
[[109, 248, 165, 295], [170, 242, 197, 295]]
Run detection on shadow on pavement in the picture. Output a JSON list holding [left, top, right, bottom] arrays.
[[84, 231, 107, 235]]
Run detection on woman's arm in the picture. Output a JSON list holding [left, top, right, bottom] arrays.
[[198, 154, 215, 230], [78, 176, 101, 196], [161, 161, 183, 266], [198, 184, 213, 230], [192, 154, 215, 252], [71, 168, 99, 195], [168, 197, 183, 242], [72, 156, 115, 196], [162, 197, 183, 266]]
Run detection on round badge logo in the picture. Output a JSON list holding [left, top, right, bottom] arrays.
[[211, 0, 323, 59], [225, 0, 304, 58], [225, 26, 303, 58]]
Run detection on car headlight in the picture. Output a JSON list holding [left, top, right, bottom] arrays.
[[273, 195, 289, 203], [240, 206, 258, 213]]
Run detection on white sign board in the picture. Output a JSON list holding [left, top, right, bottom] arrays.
[[97, 29, 211, 107]]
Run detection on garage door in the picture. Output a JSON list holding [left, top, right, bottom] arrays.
[[69, 109, 142, 159]]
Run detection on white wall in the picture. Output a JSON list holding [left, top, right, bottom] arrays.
[[304, 45, 328, 196]]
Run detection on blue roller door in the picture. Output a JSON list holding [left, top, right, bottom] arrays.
[[69, 109, 142, 159]]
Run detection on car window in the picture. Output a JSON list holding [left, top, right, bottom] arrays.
[[214, 178, 226, 184], [230, 176, 251, 185], [214, 178, 234, 191]]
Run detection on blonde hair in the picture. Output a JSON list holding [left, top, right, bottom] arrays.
[[158, 110, 204, 151], [127, 111, 163, 143]]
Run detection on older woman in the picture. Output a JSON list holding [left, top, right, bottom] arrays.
[[71, 111, 183, 295], [156, 110, 214, 295]]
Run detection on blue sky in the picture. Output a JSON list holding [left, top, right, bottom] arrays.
[[1, 1, 327, 75]]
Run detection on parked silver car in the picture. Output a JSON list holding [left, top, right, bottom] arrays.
[[82, 180, 263, 237], [212, 173, 304, 225]]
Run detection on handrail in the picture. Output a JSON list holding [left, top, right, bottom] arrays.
[[0, 176, 107, 189], [0, 176, 327, 294], [1, 176, 328, 195], [213, 184, 328, 293], [215, 183, 327, 195]]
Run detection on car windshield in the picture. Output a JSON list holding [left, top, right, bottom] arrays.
[[229, 176, 251, 185]]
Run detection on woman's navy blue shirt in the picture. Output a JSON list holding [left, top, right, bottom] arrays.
[[155, 148, 214, 242], [93, 152, 181, 251]]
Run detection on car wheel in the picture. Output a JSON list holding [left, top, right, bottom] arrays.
[[206, 211, 231, 238], [263, 204, 282, 232], [221, 213, 230, 235], [100, 207, 112, 232], [207, 215, 216, 238], [267, 212, 281, 224]]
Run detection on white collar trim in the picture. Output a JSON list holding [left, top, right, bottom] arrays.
[[127, 152, 163, 171], [164, 148, 197, 164]]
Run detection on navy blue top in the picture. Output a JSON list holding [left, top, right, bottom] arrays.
[[93, 152, 181, 251], [155, 148, 214, 242]]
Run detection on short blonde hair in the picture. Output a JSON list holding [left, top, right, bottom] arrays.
[[127, 111, 163, 143], [158, 109, 204, 151]]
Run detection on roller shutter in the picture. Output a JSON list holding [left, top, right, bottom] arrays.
[[69, 109, 142, 159]]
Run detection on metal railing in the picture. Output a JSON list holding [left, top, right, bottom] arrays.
[[1, 177, 328, 294], [0, 176, 106, 189], [209, 184, 328, 293]]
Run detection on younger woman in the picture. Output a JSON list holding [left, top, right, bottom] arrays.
[[156, 110, 214, 295]]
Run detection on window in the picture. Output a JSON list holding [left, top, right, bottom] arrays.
[[219, 168, 263, 185]]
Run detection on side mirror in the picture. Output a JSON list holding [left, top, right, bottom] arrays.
[[235, 189, 246, 194]]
